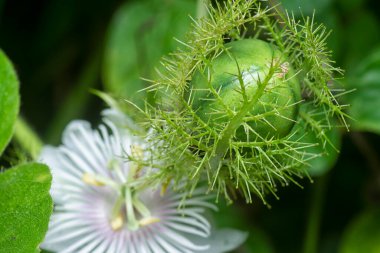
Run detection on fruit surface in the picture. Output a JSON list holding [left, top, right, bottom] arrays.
[[191, 39, 301, 140]]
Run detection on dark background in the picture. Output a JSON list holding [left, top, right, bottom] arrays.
[[1, 0, 380, 252]]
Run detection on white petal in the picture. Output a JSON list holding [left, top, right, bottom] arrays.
[[162, 227, 210, 251], [190, 228, 248, 253], [45, 225, 97, 244], [131, 231, 149, 253], [145, 232, 165, 253], [60, 146, 95, 174], [164, 220, 209, 238], [163, 214, 210, 235], [126, 233, 138, 253], [39, 146, 62, 170], [101, 108, 138, 132], [61, 229, 103, 253], [98, 124, 114, 158], [84, 235, 110, 253], [65, 130, 107, 175], [154, 233, 182, 253], [115, 231, 126, 253], [106, 234, 119, 253]]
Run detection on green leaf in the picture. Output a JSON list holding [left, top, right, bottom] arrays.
[[346, 46, 380, 134], [290, 103, 341, 176], [340, 209, 380, 253], [0, 50, 20, 155], [102, 0, 195, 106], [0, 163, 53, 253]]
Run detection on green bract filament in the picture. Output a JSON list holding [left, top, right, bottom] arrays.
[[143, 0, 348, 204]]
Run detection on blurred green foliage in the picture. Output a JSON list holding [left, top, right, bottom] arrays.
[[289, 103, 341, 177], [346, 47, 380, 134], [1, 0, 380, 252], [340, 209, 380, 253], [103, 0, 196, 106]]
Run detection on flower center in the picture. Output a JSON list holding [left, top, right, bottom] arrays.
[[82, 145, 160, 231]]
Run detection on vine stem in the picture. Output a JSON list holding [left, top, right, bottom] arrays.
[[14, 116, 44, 160], [303, 174, 329, 253]]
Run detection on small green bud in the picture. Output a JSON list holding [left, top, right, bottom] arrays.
[[191, 39, 301, 141]]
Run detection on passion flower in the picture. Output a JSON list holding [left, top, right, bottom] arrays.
[[191, 39, 301, 141]]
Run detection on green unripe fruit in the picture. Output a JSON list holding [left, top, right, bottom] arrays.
[[191, 39, 301, 141]]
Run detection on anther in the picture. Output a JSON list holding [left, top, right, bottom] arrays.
[[111, 213, 124, 231], [160, 183, 168, 196], [139, 217, 160, 227], [131, 144, 144, 160], [82, 173, 105, 186]]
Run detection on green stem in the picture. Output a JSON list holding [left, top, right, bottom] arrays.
[[111, 194, 124, 219], [133, 195, 151, 218], [13, 116, 44, 160], [109, 159, 127, 183], [125, 187, 139, 230], [303, 174, 329, 253]]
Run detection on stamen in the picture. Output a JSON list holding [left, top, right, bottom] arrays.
[[160, 179, 170, 196], [82, 173, 105, 186], [139, 217, 160, 227], [108, 159, 126, 183], [111, 213, 124, 231], [82, 172, 120, 191], [130, 144, 144, 179], [131, 144, 144, 160], [133, 196, 151, 218], [125, 187, 139, 231], [111, 194, 124, 219], [160, 185, 168, 196]]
